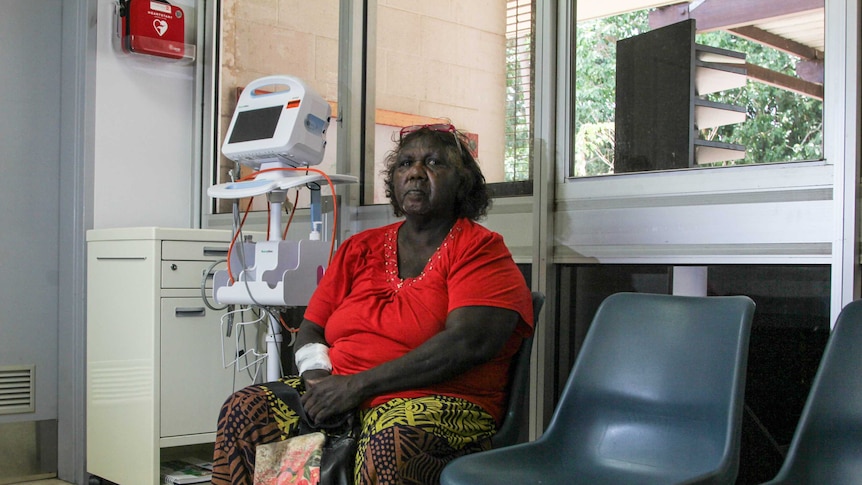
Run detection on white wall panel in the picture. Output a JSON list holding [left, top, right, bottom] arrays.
[[0, 0, 62, 424], [92, 0, 198, 229], [554, 162, 834, 264], [482, 198, 535, 263]]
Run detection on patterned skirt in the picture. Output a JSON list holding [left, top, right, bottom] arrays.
[[212, 376, 496, 485]]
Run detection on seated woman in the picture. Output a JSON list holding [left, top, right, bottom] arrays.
[[212, 123, 534, 485]]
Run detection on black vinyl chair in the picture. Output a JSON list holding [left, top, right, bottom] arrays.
[[491, 291, 545, 448], [442, 292, 755, 485], [761, 298, 862, 484]]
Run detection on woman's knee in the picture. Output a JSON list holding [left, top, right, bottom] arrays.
[[218, 385, 271, 434]]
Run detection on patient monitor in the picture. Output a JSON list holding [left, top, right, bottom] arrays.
[[210, 75, 355, 199], [223, 75, 328, 168], [207, 75, 356, 381]]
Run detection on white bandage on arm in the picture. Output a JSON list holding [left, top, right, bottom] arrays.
[[294, 342, 332, 375]]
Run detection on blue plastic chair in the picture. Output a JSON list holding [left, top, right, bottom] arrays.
[[761, 299, 862, 484], [492, 291, 544, 448], [442, 292, 755, 485]]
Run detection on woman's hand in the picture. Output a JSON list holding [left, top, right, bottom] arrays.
[[300, 369, 331, 387], [301, 374, 363, 425]]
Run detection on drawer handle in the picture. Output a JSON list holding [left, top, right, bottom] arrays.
[[175, 307, 206, 317], [96, 256, 147, 261], [203, 246, 229, 257]]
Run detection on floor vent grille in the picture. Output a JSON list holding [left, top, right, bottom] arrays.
[[0, 365, 35, 415]]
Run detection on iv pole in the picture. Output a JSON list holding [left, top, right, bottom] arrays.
[[207, 75, 356, 383], [264, 188, 287, 381]]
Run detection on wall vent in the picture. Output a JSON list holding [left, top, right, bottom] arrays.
[[0, 365, 35, 415]]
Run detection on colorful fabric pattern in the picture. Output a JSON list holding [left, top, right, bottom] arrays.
[[355, 395, 495, 484], [212, 377, 495, 485]]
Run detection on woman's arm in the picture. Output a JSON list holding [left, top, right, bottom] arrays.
[[300, 305, 519, 424], [294, 319, 331, 385]]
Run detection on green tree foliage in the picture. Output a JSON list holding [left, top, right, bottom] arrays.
[[574, 10, 823, 176], [505, 35, 533, 181]]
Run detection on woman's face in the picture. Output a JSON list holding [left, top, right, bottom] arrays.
[[392, 135, 463, 219]]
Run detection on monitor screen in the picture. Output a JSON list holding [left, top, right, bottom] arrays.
[[228, 105, 283, 144]]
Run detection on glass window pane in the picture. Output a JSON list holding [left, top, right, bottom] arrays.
[[707, 264, 830, 483], [369, 0, 534, 205], [214, 0, 340, 213], [574, 3, 824, 176]]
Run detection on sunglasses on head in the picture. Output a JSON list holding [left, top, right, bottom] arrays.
[[399, 123, 463, 158]]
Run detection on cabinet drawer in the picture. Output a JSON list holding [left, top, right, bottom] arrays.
[[160, 298, 253, 438], [161, 260, 225, 289], [162, 240, 230, 261]]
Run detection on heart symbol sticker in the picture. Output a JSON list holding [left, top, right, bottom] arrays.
[[153, 19, 168, 36]]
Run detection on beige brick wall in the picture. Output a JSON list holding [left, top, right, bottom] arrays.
[[217, 0, 508, 210], [376, 0, 507, 183]]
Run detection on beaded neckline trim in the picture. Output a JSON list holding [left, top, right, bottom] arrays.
[[384, 221, 462, 290]]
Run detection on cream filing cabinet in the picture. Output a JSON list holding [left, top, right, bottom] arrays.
[[87, 227, 260, 484]]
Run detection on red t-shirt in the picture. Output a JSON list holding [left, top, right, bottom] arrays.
[[304, 218, 534, 423]]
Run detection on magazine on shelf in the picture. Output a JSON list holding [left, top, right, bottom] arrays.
[[160, 456, 213, 484]]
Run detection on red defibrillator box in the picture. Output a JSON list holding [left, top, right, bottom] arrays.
[[119, 0, 185, 59]]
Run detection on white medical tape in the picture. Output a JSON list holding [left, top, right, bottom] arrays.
[[294, 342, 332, 375]]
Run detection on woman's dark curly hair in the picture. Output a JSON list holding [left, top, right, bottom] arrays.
[[382, 126, 491, 220]]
